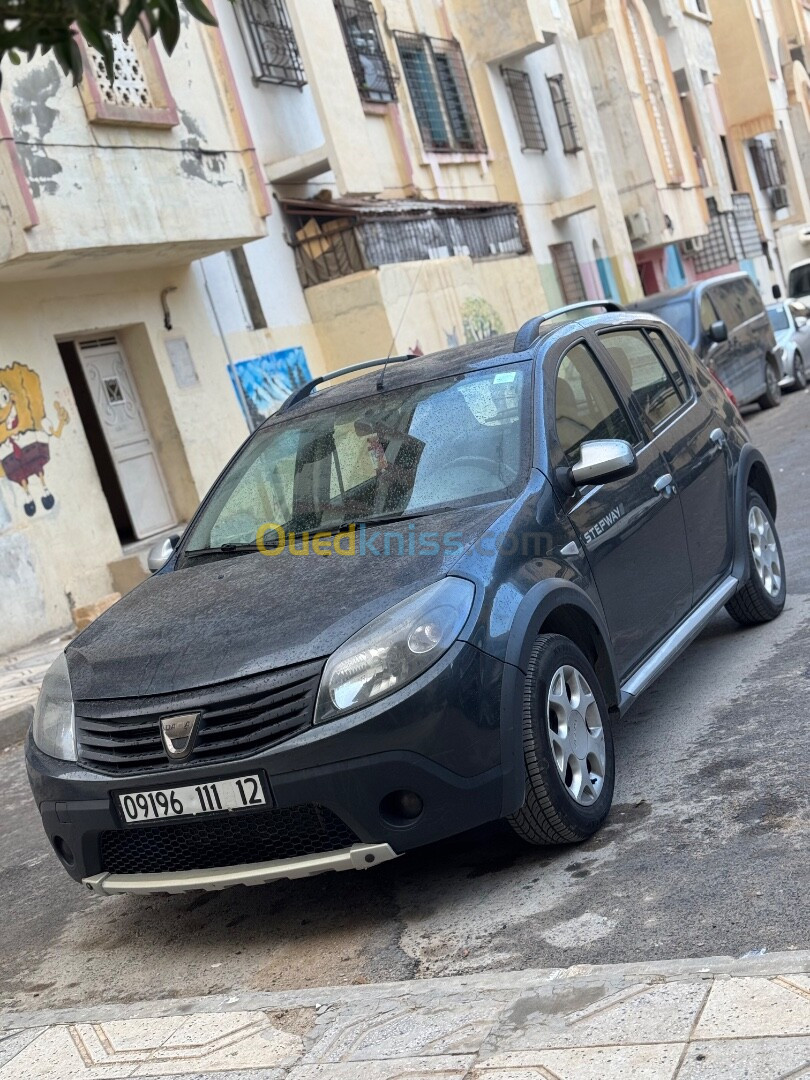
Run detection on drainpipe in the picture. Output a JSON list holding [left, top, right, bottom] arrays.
[[199, 261, 254, 431]]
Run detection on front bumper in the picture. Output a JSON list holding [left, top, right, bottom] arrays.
[[83, 843, 398, 895], [27, 641, 512, 890]]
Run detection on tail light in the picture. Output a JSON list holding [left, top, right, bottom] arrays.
[[708, 368, 738, 409]]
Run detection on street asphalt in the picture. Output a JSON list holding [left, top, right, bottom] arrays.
[[1, 387, 808, 1014]]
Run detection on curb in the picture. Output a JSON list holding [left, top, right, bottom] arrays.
[[0, 704, 32, 752], [2, 948, 809, 1031]]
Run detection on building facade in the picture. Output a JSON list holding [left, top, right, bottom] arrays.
[[0, 21, 268, 651]]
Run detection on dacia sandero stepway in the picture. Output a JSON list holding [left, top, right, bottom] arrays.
[[27, 302, 786, 895]]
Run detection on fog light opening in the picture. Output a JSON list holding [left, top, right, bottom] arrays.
[[380, 790, 424, 827], [53, 835, 75, 867]]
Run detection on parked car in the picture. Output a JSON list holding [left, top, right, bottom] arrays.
[[787, 259, 810, 305], [27, 302, 786, 896], [767, 300, 810, 390], [628, 273, 781, 410]]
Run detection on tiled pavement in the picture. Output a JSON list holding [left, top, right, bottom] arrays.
[[2, 951, 809, 1079]]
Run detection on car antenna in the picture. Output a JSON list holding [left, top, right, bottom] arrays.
[[377, 259, 426, 391]]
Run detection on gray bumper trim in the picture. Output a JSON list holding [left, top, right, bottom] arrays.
[[83, 843, 398, 896]]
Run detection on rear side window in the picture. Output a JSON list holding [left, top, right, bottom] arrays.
[[600, 330, 682, 428], [555, 343, 636, 460]]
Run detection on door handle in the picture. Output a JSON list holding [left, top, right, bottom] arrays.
[[710, 427, 726, 448], [653, 473, 675, 498]]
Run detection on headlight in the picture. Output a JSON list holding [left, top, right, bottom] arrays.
[[314, 578, 475, 724], [32, 651, 76, 761]]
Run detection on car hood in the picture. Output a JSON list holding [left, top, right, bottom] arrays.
[[66, 503, 506, 700]]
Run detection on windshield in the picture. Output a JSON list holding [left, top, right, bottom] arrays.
[[788, 263, 810, 299], [642, 298, 695, 342], [767, 306, 789, 332], [184, 365, 529, 551]]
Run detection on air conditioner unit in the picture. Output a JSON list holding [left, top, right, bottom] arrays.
[[681, 236, 705, 256], [770, 186, 789, 211], [625, 210, 651, 243]]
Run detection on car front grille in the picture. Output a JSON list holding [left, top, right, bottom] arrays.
[[75, 660, 323, 774], [100, 804, 359, 875]]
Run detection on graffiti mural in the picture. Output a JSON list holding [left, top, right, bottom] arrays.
[[461, 297, 505, 343], [0, 364, 69, 517], [229, 347, 312, 428]]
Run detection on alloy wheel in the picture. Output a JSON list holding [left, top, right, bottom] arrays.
[[546, 665, 606, 806], [748, 505, 781, 597]]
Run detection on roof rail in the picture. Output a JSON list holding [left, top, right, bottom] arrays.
[[278, 353, 418, 413], [513, 301, 624, 352]]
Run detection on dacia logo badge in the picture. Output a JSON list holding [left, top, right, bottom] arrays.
[[159, 712, 201, 760]]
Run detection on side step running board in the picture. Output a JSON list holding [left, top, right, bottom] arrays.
[[620, 576, 739, 710]]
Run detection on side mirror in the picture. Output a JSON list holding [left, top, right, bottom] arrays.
[[147, 534, 180, 573], [571, 440, 637, 487], [772, 284, 782, 300], [709, 320, 729, 344]]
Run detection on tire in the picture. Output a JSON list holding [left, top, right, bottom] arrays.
[[725, 490, 786, 626], [793, 351, 807, 390], [758, 358, 782, 409], [508, 634, 615, 846]]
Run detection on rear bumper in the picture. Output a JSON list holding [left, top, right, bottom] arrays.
[[83, 843, 398, 895]]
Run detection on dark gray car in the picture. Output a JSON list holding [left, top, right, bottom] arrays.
[[26, 303, 786, 896], [629, 273, 781, 409]]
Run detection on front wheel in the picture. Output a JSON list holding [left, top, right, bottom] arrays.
[[725, 490, 786, 625], [792, 351, 807, 390], [508, 634, 615, 846], [758, 358, 782, 409]]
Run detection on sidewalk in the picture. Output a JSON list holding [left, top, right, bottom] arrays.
[[0, 632, 71, 749], [1, 950, 809, 1079]]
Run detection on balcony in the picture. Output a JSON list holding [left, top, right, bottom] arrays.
[[451, 0, 561, 64], [283, 199, 528, 288]]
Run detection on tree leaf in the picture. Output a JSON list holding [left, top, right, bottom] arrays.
[[182, 0, 220, 28], [158, 6, 181, 54]]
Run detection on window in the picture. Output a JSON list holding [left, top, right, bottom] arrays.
[[236, 0, 306, 86], [647, 329, 689, 401], [78, 29, 178, 127], [335, 0, 396, 104], [756, 16, 778, 79], [550, 243, 587, 304], [556, 345, 636, 460], [501, 67, 546, 151], [186, 366, 528, 550], [625, 0, 682, 183], [711, 279, 760, 332], [767, 306, 790, 332], [395, 33, 486, 153], [700, 293, 718, 335], [600, 331, 682, 428], [647, 298, 695, 342], [749, 139, 785, 191], [547, 74, 581, 153]]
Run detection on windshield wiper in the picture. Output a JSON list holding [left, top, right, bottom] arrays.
[[183, 542, 261, 558], [329, 507, 459, 532]]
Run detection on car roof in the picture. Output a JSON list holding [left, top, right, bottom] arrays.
[[265, 308, 669, 423], [628, 272, 751, 310]]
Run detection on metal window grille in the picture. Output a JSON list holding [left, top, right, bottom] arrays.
[[749, 139, 785, 191], [547, 74, 581, 154], [550, 242, 587, 303], [693, 195, 763, 274], [88, 33, 154, 108], [237, 0, 306, 87], [394, 32, 486, 153], [288, 205, 525, 287], [335, 0, 396, 103], [501, 67, 546, 151]]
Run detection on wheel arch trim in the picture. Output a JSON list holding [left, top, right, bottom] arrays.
[[733, 446, 776, 582], [499, 579, 618, 816]]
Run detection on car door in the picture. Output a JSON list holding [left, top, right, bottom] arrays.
[[551, 339, 693, 679], [599, 326, 733, 603]]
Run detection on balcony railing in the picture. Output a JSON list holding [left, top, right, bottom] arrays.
[[287, 204, 527, 288]]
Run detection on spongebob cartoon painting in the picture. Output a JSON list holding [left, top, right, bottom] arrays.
[[0, 364, 69, 518]]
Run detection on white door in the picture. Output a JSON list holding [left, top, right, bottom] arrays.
[[77, 336, 176, 539]]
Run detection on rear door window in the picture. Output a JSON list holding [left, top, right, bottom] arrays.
[[555, 343, 637, 460], [600, 330, 682, 429]]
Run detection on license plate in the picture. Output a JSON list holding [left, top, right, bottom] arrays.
[[118, 774, 266, 824]]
